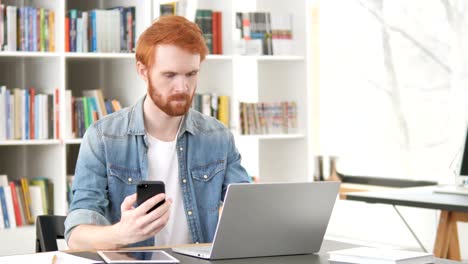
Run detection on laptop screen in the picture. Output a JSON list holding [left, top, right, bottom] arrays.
[[460, 129, 468, 177]]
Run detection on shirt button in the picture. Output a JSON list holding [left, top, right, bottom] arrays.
[[179, 147, 183, 151], [182, 179, 187, 183], [128, 178, 132, 182], [188, 210, 192, 216], [203, 175, 208, 179]]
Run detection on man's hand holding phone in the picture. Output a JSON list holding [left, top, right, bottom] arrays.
[[112, 181, 172, 246]]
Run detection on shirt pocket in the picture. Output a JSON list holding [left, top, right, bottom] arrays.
[[191, 160, 225, 183], [108, 164, 142, 185]]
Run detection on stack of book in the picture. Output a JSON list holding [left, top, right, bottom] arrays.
[[234, 12, 293, 56], [0, 86, 59, 140], [64, 89, 123, 139], [0, 174, 54, 228], [191, 93, 229, 127], [239, 101, 297, 135], [65, 6, 136, 53], [194, 9, 223, 54], [0, 5, 56, 52]]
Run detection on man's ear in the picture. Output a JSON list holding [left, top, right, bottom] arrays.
[[136, 61, 149, 82]]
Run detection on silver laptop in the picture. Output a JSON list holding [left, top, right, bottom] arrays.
[[171, 181, 340, 260]]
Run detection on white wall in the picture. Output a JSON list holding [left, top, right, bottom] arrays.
[[318, 0, 468, 260]]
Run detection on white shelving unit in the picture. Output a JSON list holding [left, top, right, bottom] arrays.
[[0, 0, 313, 255]]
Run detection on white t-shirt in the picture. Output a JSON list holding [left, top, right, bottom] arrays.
[[147, 134, 191, 246]]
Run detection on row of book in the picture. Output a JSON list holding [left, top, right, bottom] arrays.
[[194, 9, 222, 55], [0, 175, 53, 229], [191, 93, 229, 127], [0, 86, 59, 140], [65, 7, 136, 53], [235, 12, 293, 56], [0, 5, 56, 52], [240, 101, 297, 135], [64, 89, 123, 139]]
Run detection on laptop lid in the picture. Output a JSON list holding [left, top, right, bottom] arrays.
[[208, 181, 340, 259], [460, 129, 468, 178]]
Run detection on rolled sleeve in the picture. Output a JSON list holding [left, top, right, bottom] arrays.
[[64, 208, 111, 242]]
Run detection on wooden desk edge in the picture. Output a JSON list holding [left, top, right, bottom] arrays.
[[339, 183, 397, 199]]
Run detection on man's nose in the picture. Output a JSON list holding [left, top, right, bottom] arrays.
[[174, 76, 189, 92]]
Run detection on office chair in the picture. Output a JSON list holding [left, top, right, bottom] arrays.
[[35, 215, 66, 252]]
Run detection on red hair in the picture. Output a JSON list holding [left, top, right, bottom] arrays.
[[136, 15, 208, 68]]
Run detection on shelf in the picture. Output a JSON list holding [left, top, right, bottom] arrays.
[[0, 225, 35, 233], [205, 55, 304, 61], [0, 140, 61, 146], [255, 55, 304, 61], [0, 51, 60, 58], [64, 138, 83, 144], [205, 55, 233, 60], [65, 52, 135, 59], [239, 134, 305, 139]]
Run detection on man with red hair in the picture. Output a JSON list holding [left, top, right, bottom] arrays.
[[65, 16, 250, 249]]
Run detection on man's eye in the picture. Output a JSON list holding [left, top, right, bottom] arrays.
[[187, 72, 197, 77], [165, 73, 175, 78]]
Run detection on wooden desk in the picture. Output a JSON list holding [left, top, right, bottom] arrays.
[[344, 186, 468, 261], [68, 239, 460, 264]]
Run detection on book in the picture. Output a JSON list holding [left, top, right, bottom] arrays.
[[0, 186, 10, 228], [217, 95, 229, 127], [30, 178, 50, 215], [3, 186, 17, 228], [29, 185, 45, 221], [328, 247, 434, 264], [19, 178, 34, 224], [9, 181, 23, 226]]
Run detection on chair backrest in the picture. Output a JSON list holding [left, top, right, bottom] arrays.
[[35, 215, 66, 252]]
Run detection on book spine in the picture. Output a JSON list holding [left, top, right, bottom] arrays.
[[0, 4, 4, 51], [0, 186, 10, 228], [48, 10, 55, 52], [218, 95, 229, 127], [20, 178, 34, 224], [14, 184, 27, 225], [39, 8, 45, 52], [9, 182, 22, 226], [29, 88, 35, 140], [69, 9, 77, 52], [6, 6, 17, 51], [53, 88, 59, 139], [64, 14, 70, 52], [3, 187, 16, 228]]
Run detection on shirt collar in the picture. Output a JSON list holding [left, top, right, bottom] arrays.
[[128, 95, 197, 136]]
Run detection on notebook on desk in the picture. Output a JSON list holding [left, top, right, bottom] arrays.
[[434, 129, 468, 196], [171, 181, 340, 260]]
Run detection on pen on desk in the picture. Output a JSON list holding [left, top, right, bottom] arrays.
[[51, 254, 57, 264]]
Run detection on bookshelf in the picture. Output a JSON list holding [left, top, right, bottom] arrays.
[[0, 0, 313, 255]]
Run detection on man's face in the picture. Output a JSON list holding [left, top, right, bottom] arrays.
[[146, 45, 200, 116]]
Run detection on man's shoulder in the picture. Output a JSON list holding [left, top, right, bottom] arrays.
[[188, 109, 229, 135], [92, 106, 133, 136]]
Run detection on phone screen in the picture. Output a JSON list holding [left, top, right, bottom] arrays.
[[137, 181, 165, 213]]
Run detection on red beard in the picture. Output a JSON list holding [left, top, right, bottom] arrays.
[[147, 77, 194, 116]]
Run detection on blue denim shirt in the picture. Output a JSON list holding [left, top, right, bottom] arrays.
[[65, 96, 250, 248]]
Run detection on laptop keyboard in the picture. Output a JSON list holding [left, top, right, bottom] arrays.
[[188, 245, 211, 254]]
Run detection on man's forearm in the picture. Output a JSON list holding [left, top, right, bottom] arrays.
[[67, 224, 125, 250]]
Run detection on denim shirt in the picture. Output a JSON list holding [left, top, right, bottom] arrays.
[[65, 96, 250, 248]]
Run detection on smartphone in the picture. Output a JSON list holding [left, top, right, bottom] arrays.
[[136, 181, 165, 213]]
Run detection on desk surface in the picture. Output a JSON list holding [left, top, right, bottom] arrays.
[[345, 186, 468, 212], [70, 240, 460, 264]]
